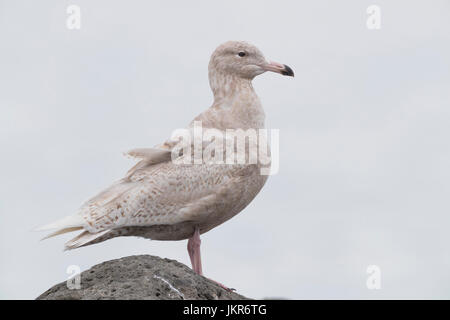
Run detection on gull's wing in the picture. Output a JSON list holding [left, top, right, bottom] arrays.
[[82, 163, 243, 232], [124, 147, 172, 179], [39, 162, 250, 249]]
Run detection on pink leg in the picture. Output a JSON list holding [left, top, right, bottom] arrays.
[[187, 227, 203, 275], [187, 227, 234, 291]]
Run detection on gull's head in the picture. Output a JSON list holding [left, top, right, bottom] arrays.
[[209, 41, 294, 80]]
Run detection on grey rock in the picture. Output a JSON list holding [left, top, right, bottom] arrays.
[[36, 255, 249, 300]]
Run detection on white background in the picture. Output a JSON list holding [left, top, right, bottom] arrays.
[[1, 0, 450, 299]]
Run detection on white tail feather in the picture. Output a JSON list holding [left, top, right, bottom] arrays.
[[40, 227, 84, 241], [64, 229, 111, 250], [35, 215, 84, 232]]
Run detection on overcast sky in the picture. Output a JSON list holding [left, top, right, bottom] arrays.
[[1, 0, 450, 299]]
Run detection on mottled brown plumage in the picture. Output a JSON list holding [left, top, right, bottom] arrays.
[[38, 42, 293, 282]]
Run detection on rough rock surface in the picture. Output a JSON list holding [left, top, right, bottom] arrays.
[[37, 255, 248, 300]]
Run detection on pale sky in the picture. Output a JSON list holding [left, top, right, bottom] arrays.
[[1, 0, 450, 299]]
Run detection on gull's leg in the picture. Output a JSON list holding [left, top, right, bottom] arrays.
[[187, 227, 234, 291], [187, 227, 203, 275]]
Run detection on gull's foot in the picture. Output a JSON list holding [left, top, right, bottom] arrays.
[[208, 277, 236, 292]]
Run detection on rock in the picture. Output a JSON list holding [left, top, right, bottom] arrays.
[[36, 255, 249, 300]]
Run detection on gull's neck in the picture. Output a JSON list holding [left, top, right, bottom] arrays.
[[208, 71, 265, 129], [209, 71, 254, 103]]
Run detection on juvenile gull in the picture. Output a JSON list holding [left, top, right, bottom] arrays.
[[37, 41, 294, 288]]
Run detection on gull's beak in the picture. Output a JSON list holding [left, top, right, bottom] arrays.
[[263, 61, 294, 77]]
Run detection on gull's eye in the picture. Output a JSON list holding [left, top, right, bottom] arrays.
[[238, 51, 246, 57]]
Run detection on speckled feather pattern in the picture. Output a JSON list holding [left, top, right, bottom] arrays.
[[43, 41, 275, 249]]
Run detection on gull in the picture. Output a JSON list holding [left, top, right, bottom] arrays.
[[37, 41, 294, 289]]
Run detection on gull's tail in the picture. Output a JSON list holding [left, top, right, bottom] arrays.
[[64, 229, 111, 250], [35, 215, 85, 237], [35, 215, 110, 250]]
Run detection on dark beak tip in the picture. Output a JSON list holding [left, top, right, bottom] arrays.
[[282, 64, 294, 77]]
